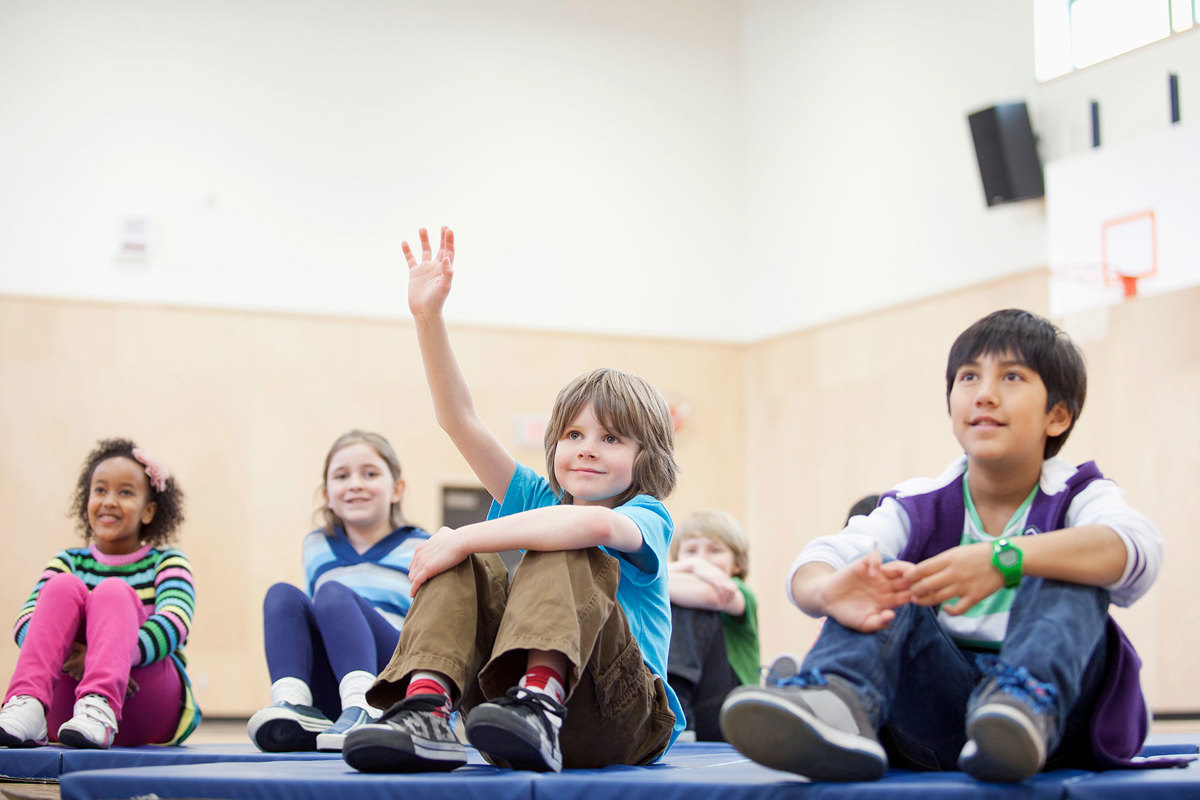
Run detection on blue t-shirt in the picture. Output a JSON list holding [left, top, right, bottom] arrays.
[[488, 462, 685, 751]]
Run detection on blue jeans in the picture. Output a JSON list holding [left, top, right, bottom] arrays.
[[801, 576, 1109, 771], [263, 582, 400, 719]]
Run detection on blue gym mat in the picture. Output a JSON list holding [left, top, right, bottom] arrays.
[[0, 743, 340, 780], [51, 741, 1200, 800]]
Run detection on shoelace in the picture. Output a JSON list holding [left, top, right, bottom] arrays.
[[498, 687, 567, 732], [383, 693, 451, 721], [974, 655, 1058, 716], [774, 668, 827, 689]]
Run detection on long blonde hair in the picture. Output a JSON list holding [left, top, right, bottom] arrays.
[[316, 430, 406, 536]]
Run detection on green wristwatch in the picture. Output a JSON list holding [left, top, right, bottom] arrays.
[[991, 538, 1023, 588]]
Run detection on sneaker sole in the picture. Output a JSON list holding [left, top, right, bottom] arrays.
[[343, 726, 466, 773], [57, 727, 113, 750], [253, 717, 323, 752], [720, 689, 887, 781], [465, 710, 560, 772], [315, 731, 346, 752], [959, 705, 1045, 782], [0, 729, 47, 748]]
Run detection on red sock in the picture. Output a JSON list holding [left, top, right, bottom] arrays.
[[407, 675, 452, 718], [519, 665, 566, 704]]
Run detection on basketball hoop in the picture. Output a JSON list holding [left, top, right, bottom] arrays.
[[1116, 273, 1139, 298]]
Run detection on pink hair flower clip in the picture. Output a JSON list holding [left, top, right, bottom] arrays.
[[131, 447, 171, 493]]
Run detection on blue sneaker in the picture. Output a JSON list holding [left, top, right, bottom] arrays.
[[247, 702, 332, 752], [720, 668, 886, 781], [316, 706, 374, 752]]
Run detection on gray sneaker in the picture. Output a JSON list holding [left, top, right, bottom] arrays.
[[720, 668, 886, 781], [958, 666, 1057, 782], [466, 687, 566, 773], [342, 694, 466, 773]]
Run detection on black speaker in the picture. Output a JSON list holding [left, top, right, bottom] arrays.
[[967, 101, 1045, 207]]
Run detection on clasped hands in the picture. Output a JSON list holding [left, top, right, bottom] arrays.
[[822, 542, 1002, 633]]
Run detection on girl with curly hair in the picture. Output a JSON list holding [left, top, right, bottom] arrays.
[[0, 439, 197, 749]]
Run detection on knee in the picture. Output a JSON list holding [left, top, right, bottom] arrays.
[[40, 572, 88, 602], [263, 582, 309, 616], [92, 577, 137, 598], [312, 580, 356, 608]]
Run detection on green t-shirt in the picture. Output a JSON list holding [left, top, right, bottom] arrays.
[[720, 577, 761, 685]]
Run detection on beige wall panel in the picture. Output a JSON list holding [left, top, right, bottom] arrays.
[[0, 296, 743, 716], [2, 278, 1195, 716]]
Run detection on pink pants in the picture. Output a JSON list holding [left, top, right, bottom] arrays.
[[4, 573, 182, 746]]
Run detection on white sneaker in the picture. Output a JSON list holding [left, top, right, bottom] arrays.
[[0, 695, 48, 748], [58, 694, 118, 749]]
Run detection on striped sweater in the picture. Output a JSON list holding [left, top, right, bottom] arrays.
[[13, 543, 195, 667]]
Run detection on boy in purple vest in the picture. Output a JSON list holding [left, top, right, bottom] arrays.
[[720, 309, 1174, 782]]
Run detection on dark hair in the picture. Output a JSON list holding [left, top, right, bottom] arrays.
[[544, 368, 678, 505], [945, 309, 1087, 458], [846, 494, 881, 524], [316, 430, 406, 536], [70, 438, 185, 547]]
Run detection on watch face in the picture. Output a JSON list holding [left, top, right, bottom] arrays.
[[998, 549, 1020, 568]]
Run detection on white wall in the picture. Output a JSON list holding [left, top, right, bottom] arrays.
[[1, 1, 1196, 341], [739, 1, 1048, 340], [0, 0, 743, 339]]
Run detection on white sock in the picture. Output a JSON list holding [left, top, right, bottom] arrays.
[[269, 677, 313, 707], [339, 670, 381, 719]]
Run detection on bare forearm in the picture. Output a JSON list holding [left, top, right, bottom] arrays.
[[412, 312, 515, 500], [669, 572, 746, 614], [1019, 525, 1127, 586], [789, 562, 836, 617]]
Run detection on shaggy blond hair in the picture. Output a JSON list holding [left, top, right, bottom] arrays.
[[544, 368, 678, 506]]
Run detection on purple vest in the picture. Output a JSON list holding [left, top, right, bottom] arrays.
[[886, 462, 1182, 769]]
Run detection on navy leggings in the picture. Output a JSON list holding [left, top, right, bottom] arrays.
[[263, 581, 400, 719]]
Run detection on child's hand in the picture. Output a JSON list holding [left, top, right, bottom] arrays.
[[405, 226, 455, 319], [819, 551, 913, 633], [408, 526, 468, 596], [904, 542, 1001, 615], [62, 642, 87, 681]]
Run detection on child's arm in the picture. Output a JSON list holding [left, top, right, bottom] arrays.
[[668, 557, 744, 615], [790, 553, 913, 633], [405, 226, 516, 502], [407, 504, 643, 595], [904, 524, 1128, 615], [135, 549, 195, 665], [13, 553, 73, 647]]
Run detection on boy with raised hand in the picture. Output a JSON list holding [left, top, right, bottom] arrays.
[[721, 309, 1180, 782]]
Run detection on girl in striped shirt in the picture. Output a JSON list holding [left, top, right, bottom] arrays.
[[0, 439, 196, 749]]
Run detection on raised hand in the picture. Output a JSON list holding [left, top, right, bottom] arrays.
[[404, 226, 455, 319], [818, 550, 914, 633]]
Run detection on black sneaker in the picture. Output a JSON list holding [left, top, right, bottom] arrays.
[[246, 702, 332, 752], [465, 687, 566, 772], [343, 694, 466, 773], [958, 662, 1057, 782], [720, 668, 887, 781]]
